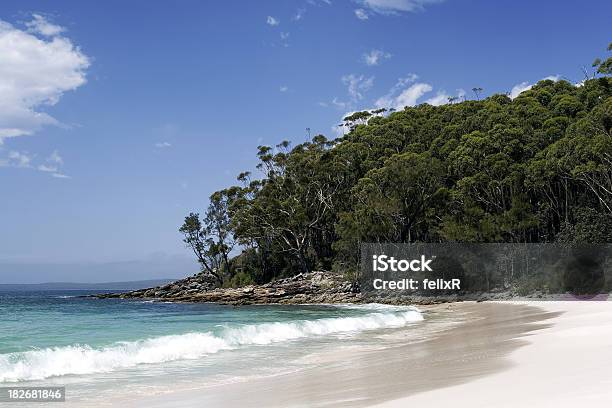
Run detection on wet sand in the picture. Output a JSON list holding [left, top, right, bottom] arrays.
[[129, 302, 559, 408]]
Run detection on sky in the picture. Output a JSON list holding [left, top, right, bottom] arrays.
[[0, 0, 610, 282]]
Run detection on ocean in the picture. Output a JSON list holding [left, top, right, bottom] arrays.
[[0, 290, 429, 405]]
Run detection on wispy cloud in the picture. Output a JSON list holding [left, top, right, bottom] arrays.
[[375, 75, 465, 109], [376, 82, 432, 109], [509, 75, 561, 99], [293, 8, 306, 21], [331, 97, 348, 109], [362, 49, 391, 66], [25, 13, 65, 36], [38, 150, 63, 172], [280, 86, 289, 92], [280, 31, 290, 46], [1, 149, 69, 178], [0, 14, 90, 142], [266, 16, 279, 26], [323, 74, 375, 112], [7, 151, 33, 168], [43, 150, 69, 178], [155, 141, 172, 148], [37, 164, 58, 172], [374, 74, 433, 109], [343, 74, 375, 101], [48, 150, 64, 166], [425, 89, 465, 106], [295, 0, 332, 21], [354, 9, 369, 20], [356, 0, 445, 15]]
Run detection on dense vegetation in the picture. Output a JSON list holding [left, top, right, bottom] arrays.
[[181, 44, 612, 286]]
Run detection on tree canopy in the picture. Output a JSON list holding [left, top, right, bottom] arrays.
[[181, 44, 612, 284]]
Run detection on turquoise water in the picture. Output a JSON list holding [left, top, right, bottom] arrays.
[[0, 291, 425, 403]]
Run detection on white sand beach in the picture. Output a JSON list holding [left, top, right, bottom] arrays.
[[376, 300, 612, 408]]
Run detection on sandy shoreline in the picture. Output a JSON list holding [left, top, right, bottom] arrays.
[[56, 300, 611, 408], [117, 301, 561, 408], [376, 300, 612, 408]]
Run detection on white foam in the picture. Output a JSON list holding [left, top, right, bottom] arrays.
[[0, 306, 423, 382]]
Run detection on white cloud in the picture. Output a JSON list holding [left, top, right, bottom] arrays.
[[374, 74, 430, 109], [38, 164, 58, 172], [7, 151, 33, 168], [393, 83, 432, 107], [390, 73, 419, 90], [266, 16, 279, 26], [25, 14, 65, 37], [354, 9, 369, 20], [41, 150, 68, 177], [509, 82, 531, 99], [280, 31, 290, 46], [293, 8, 306, 21], [376, 77, 468, 109], [325, 75, 373, 111], [37, 150, 63, 172], [342, 74, 375, 101], [279, 86, 289, 92], [322, 75, 374, 111], [155, 142, 172, 148], [509, 75, 561, 99], [332, 110, 358, 137], [424, 91, 450, 106], [424, 88, 469, 106], [0, 15, 90, 142], [357, 0, 444, 14], [331, 97, 348, 109], [1, 148, 70, 178], [48, 150, 63, 165], [362, 49, 391, 66]]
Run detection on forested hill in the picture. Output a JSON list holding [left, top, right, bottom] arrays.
[[181, 46, 612, 286]]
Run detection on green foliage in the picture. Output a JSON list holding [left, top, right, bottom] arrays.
[[182, 44, 612, 284], [179, 190, 236, 282], [557, 208, 612, 243], [592, 42, 612, 75], [223, 271, 255, 288]]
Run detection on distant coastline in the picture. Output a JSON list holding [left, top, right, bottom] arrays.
[[0, 279, 174, 291]]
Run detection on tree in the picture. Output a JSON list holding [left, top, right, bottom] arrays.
[[592, 42, 612, 75], [179, 213, 222, 281], [180, 42, 612, 285], [179, 190, 236, 282]]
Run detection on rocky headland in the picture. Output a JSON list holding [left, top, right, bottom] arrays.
[[93, 271, 364, 305], [92, 270, 541, 305]]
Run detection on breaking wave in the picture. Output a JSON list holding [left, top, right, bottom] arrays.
[[0, 306, 423, 382]]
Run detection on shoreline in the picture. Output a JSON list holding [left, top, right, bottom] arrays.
[[75, 301, 559, 408], [374, 300, 612, 408]]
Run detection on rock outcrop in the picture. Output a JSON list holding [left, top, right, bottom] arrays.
[[94, 271, 362, 305]]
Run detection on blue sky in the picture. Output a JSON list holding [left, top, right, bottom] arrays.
[[0, 0, 610, 282]]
